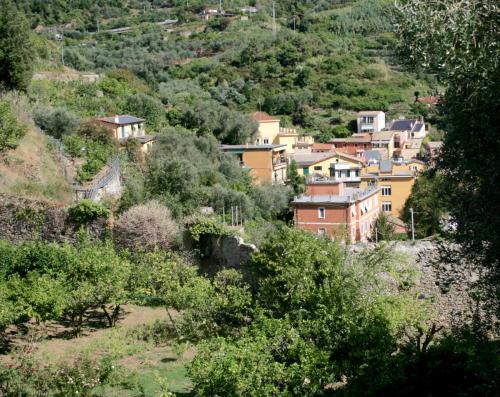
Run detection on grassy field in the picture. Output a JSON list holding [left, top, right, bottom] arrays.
[[1, 305, 194, 396]]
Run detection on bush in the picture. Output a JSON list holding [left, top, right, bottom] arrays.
[[114, 201, 180, 252], [69, 199, 111, 225], [33, 106, 80, 139], [0, 99, 27, 152]]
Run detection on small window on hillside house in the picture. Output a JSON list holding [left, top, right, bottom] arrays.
[[263, 138, 269, 144], [318, 207, 325, 219], [303, 168, 309, 175], [314, 166, 322, 171], [318, 228, 326, 236]]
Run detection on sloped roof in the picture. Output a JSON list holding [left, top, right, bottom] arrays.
[[312, 143, 335, 151], [391, 119, 417, 131], [99, 115, 145, 125], [251, 111, 280, 122], [417, 96, 442, 105], [372, 131, 395, 142]]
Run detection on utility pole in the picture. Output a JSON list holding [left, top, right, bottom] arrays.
[[272, 1, 276, 37], [410, 207, 415, 242], [375, 228, 378, 244]]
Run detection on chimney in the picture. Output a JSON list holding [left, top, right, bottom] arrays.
[[114, 115, 119, 123]]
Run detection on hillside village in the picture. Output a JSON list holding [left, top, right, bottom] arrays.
[[0, 0, 498, 396]]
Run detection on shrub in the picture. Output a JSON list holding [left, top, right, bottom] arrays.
[[33, 106, 80, 139], [0, 99, 27, 152], [69, 199, 111, 225], [114, 201, 180, 252], [187, 216, 231, 259]]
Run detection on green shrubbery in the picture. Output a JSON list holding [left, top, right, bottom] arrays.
[[0, 99, 27, 152], [69, 199, 110, 225]]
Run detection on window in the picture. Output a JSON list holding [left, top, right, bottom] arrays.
[[256, 138, 261, 144], [263, 138, 269, 144], [121, 126, 126, 138], [303, 167, 309, 175], [381, 186, 392, 196], [318, 228, 326, 236], [314, 166, 322, 171], [382, 202, 392, 212], [318, 207, 325, 219]]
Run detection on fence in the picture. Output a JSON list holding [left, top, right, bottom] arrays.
[[74, 156, 121, 202]]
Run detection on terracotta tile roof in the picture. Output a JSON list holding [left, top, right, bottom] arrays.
[[312, 143, 335, 151], [417, 96, 442, 105], [251, 111, 280, 122]]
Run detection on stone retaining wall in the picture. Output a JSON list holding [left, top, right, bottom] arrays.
[[0, 194, 107, 244]]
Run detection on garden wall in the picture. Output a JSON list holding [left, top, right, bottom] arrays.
[[0, 194, 108, 244]]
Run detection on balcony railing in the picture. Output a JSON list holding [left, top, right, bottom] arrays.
[[273, 157, 288, 167]]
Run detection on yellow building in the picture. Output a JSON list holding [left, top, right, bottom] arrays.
[[98, 115, 155, 153], [220, 144, 288, 185], [360, 159, 424, 218], [251, 112, 314, 154], [293, 151, 365, 185]]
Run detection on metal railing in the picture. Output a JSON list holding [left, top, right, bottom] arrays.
[[75, 156, 120, 202]]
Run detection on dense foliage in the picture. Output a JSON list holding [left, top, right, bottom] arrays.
[[0, 99, 27, 152], [0, 0, 34, 91], [187, 227, 427, 395], [395, 0, 500, 324]]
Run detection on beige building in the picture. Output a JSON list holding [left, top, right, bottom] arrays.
[[292, 151, 364, 185], [97, 115, 155, 153], [251, 112, 314, 154], [371, 131, 395, 159]]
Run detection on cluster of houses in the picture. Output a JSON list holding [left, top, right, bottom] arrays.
[[96, 109, 442, 243], [220, 110, 441, 243]]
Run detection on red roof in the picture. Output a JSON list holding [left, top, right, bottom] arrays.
[[312, 143, 335, 151], [252, 111, 280, 122], [417, 96, 442, 105]]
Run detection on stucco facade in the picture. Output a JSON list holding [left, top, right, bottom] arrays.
[[360, 161, 420, 218], [293, 181, 380, 242], [220, 144, 287, 185]]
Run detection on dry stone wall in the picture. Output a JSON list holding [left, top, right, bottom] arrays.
[[0, 194, 108, 244]]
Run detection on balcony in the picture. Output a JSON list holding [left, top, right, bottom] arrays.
[[273, 156, 288, 167]]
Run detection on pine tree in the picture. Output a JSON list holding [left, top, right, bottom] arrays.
[[0, 0, 34, 91]]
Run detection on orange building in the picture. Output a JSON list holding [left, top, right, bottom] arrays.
[[292, 178, 380, 243], [220, 144, 287, 185]]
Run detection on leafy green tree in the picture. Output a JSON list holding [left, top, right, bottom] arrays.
[[403, 172, 447, 238], [395, 0, 500, 318], [188, 227, 428, 395], [125, 93, 165, 130], [374, 211, 396, 241], [287, 160, 304, 195], [0, 99, 27, 152], [0, 0, 34, 91], [33, 106, 80, 139]]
